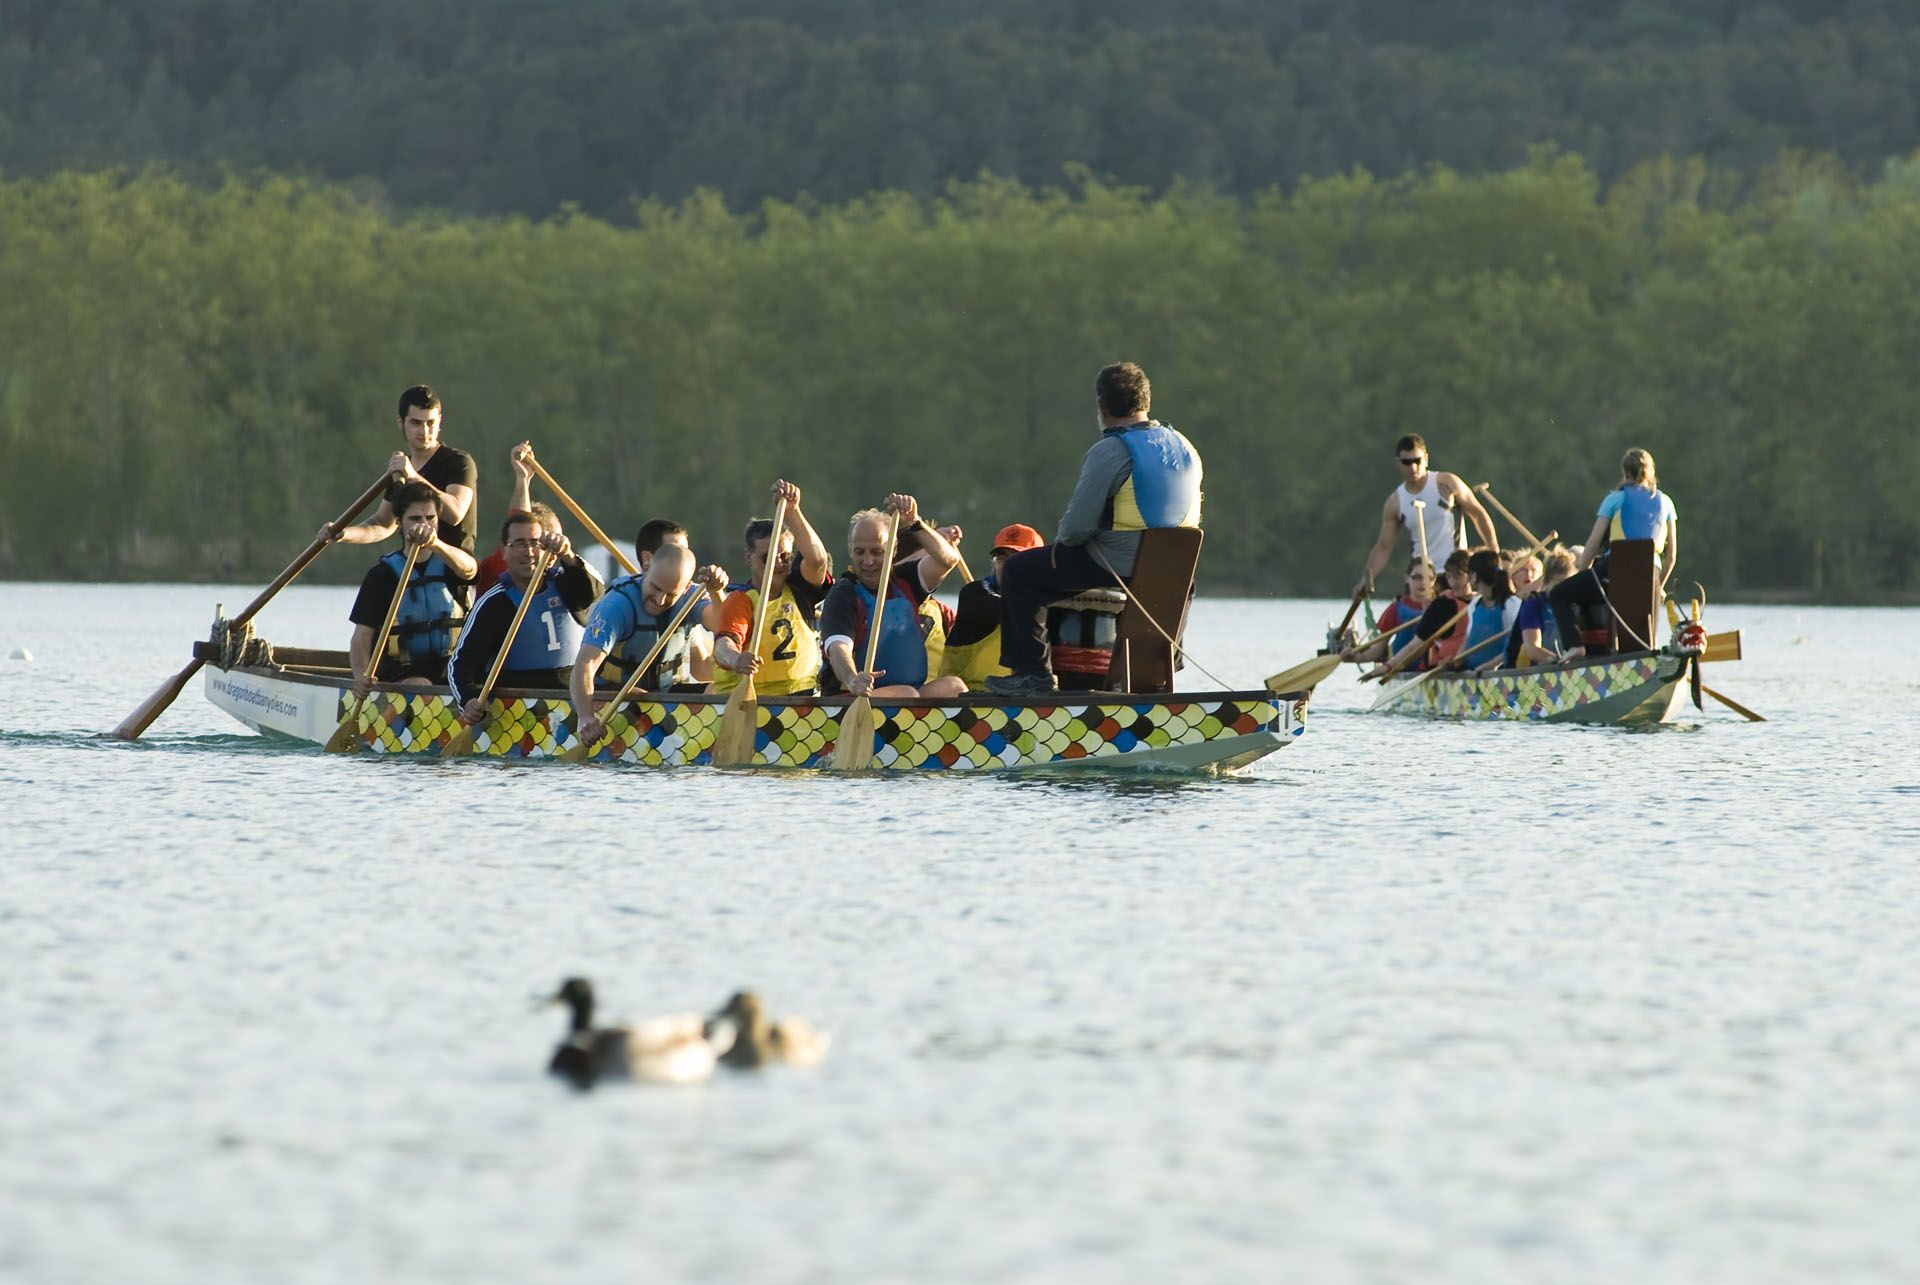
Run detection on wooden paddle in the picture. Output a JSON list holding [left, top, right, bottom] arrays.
[[112, 471, 397, 740], [1369, 625, 1510, 712], [561, 584, 711, 764], [829, 510, 902, 772], [1473, 483, 1547, 550], [1701, 683, 1766, 722], [1361, 601, 1472, 684], [443, 549, 554, 758], [712, 495, 789, 767], [526, 456, 640, 577], [1265, 585, 1372, 692], [324, 539, 424, 753], [1661, 597, 1762, 719]]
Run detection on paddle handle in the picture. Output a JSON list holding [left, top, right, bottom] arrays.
[[743, 496, 789, 662], [565, 586, 710, 762], [528, 457, 639, 577], [1474, 484, 1546, 552], [111, 470, 397, 740], [1367, 602, 1471, 683], [859, 511, 903, 677], [1412, 497, 1430, 571], [364, 540, 426, 686], [1334, 588, 1367, 637], [474, 550, 555, 710]]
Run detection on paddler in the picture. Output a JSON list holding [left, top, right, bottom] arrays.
[[1353, 434, 1499, 598], [346, 480, 478, 698], [818, 494, 969, 699], [1341, 559, 1434, 666], [708, 479, 833, 697], [447, 510, 604, 723], [987, 361, 1203, 696], [571, 545, 728, 745], [939, 522, 1044, 688], [319, 384, 479, 565]]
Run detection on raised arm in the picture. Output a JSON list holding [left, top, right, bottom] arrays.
[[1445, 474, 1499, 551], [774, 479, 833, 587], [887, 494, 959, 591], [1357, 492, 1401, 594], [507, 442, 534, 516]]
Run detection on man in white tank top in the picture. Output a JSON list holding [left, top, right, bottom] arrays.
[[1354, 433, 1499, 596]]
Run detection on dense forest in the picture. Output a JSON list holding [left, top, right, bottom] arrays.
[[4, 154, 1915, 596], [4, 0, 1920, 216]]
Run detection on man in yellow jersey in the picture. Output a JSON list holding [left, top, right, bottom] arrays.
[[709, 479, 833, 696], [987, 362, 1202, 695]]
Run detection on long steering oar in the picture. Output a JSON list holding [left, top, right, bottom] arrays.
[[1370, 626, 1510, 712], [112, 470, 397, 740], [1474, 483, 1547, 551], [830, 511, 902, 772], [443, 550, 555, 758], [325, 540, 424, 753], [1663, 596, 1763, 721], [526, 455, 639, 577], [713, 494, 789, 767], [561, 586, 711, 764]]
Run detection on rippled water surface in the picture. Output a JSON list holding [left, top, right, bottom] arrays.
[[3, 584, 1917, 1283]]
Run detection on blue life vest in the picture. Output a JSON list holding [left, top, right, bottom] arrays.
[[598, 576, 699, 688], [500, 569, 584, 672], [1108, 423, 1203, 530], [854, 576, 929, 688], [1462, 599, 1507, 661], [1386, 595, 1424, 650], [379, 548, 465, 669], [1609, 484, 1668, 542]]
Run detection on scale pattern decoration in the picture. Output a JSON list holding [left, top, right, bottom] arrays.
[[340, 691, 1286, 768], [1393, 655, 1669, 721]]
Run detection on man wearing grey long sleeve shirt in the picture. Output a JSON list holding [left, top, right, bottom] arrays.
[[986, 362, 1203, 694]]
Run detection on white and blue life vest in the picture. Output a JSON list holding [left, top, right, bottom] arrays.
[[380, 548, 465, 668], [1608, 484, 1669, 542], [1462, 599, 1507, 661], [500, 569, 584, 672]]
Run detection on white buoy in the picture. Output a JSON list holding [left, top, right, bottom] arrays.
[[8, 647, 29, 661]]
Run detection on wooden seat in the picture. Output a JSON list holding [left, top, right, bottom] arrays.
[[1104, 528, 1203, 693], [1604, 539, 1658, 653]]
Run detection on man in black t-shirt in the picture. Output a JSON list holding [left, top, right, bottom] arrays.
[[346, 481, 479, 697], [817, 493, 968, 699], [320, 384, 480, 568]]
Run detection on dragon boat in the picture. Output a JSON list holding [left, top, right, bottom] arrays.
[[194, 528, 1307, 773], [1369, 645, 1695, 725], [199, 638, 1305, 773]]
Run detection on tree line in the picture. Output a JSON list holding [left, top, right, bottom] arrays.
[[2, 151, 1916, 598], [4, 0, 1920, 218]]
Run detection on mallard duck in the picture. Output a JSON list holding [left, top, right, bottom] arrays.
[[709, 990, 831, 1069], [546, 977, 734, 1089]]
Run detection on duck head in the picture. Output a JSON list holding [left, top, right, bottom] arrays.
[[550, 977, 596, 1033]]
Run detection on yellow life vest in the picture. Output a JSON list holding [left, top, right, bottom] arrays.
[[917, 596, 947, 680], [710, 583, 821, 696]]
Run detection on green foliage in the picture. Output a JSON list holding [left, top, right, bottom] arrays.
[[2, 154, 1916, 597], [6, 1, 1920, 218]]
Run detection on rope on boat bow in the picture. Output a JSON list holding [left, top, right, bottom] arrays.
[[209, 610, 274, 671]]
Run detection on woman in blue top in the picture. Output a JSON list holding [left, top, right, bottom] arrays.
[[1548, 448, 1679, 659]]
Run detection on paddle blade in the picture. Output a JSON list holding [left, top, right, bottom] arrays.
[[559, 734, 597, 765], [1265, 653, 1343, 695], [322, 699, 366, 754], [442, 720, 479, 758], [1702, 629, 1742, 663], [112, 658, 205, 740], [1368, 675, 1422, 713], [829, 697, 876, 772], [712, 679, 759, 766]]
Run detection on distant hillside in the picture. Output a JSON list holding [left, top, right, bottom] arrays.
[[5, 0, 1920, 216]]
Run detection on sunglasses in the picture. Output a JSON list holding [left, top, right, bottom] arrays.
[[1396, 456, 1424, 466]]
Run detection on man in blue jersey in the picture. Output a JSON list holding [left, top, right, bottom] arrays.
[[987, 362, 1203, 695], [569, 544, 729, 745], [447, 511, 603, 722]]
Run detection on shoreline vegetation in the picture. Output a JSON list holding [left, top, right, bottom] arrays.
[[3, 153, 1917, 599]]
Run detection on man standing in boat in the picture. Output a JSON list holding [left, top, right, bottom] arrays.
[[987, 361, 1202, 695], [448, 511, 603, 723], [319, 384, 480, 566], [1353, 434, 1499, 597], [346, 481, 478, 698]]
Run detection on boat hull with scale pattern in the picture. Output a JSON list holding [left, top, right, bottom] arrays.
[[201, 648, 1306, 774], [1371, 650, 1691, 725]]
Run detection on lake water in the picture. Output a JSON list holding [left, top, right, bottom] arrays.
[[2, 584, 1916, 1283]]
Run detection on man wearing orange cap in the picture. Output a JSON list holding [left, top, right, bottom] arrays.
[[938, 522, 1044, 688]]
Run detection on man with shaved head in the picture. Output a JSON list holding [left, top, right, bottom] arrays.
[[571, 541, 729, 745]]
